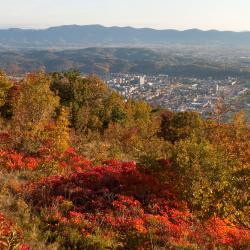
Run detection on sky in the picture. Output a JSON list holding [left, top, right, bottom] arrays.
[[0, 0, 250, 31]]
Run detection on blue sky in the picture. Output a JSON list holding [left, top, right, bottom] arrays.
[[0, 0, 250, 31]]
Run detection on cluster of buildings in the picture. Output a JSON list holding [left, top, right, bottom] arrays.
[[103, 73, 249, 116]]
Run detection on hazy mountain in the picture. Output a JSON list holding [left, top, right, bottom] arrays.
[[0, 25, 250, 48]]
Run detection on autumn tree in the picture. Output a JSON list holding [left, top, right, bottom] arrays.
[[101, 91, 127, 129], [11, 72, 59, 152], [47, 107, 71, 153], [0, 70, 13, 108], [160, 111, 204, 143], [50, 70, 77, 106], [159, 109, 173, 140], [171, 125, 249, 227], [51, 72, 109, 133], [125, 99, 152, 124]]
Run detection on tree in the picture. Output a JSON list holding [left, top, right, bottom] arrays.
[[50, 70, 78, 106], [159, 109, 173, 140], [11, 73, 59, 152], [126, 99, 152, 124], [46, 107, 71, 153], [160, 111, 203, 143], [0, 70, 13, 108], [101, 91, 127, 129], [171, 134, 249, 227], [51, 72, 109, 132], [70, 75, 108, 132]]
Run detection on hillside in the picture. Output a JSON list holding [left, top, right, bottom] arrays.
[[1, 25, 250, 48], [2, 47, 250, 78], [0, 70, 249, 249]]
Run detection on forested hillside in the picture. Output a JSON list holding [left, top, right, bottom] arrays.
[[2, 48, 250, 78], [0, 70, 249, 249]]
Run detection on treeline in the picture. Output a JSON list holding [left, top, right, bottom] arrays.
[[0, 70, 249, 249]]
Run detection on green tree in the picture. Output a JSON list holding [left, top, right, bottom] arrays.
[[101, 91, 127, 129], [160, 111, 203, 143], [52, 72, 109, 133]]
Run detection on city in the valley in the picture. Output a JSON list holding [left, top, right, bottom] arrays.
[[103, 73, 249, 117]]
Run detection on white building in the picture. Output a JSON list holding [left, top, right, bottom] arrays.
[[139, 76, 145, 86]]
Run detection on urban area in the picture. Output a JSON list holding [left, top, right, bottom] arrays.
[[103, 73, 249, 117]]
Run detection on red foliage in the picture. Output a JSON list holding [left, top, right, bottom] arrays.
[[25, 159, 250, 248], [202, 217, 250, 248], [0, 149, 39, 170], [0, 213, 12, 237], [37, 145, 91, 173], [1, 145, 248, 248], [19, 244, 30, 250], [0, 212, 30, 250], [0, 146, 90, 172]]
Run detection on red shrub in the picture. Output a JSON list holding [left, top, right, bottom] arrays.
[[25, 159, 250, 248], [0, 212, 30, 250], [0, 149, 39, 170]]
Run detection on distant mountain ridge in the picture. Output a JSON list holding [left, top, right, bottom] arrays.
[[0, 25, 250, 48]]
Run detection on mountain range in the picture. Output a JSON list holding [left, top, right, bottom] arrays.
[[1, 25, 250, 48]]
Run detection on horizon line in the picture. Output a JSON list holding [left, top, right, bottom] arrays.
[[0, 24, 249, 33]]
